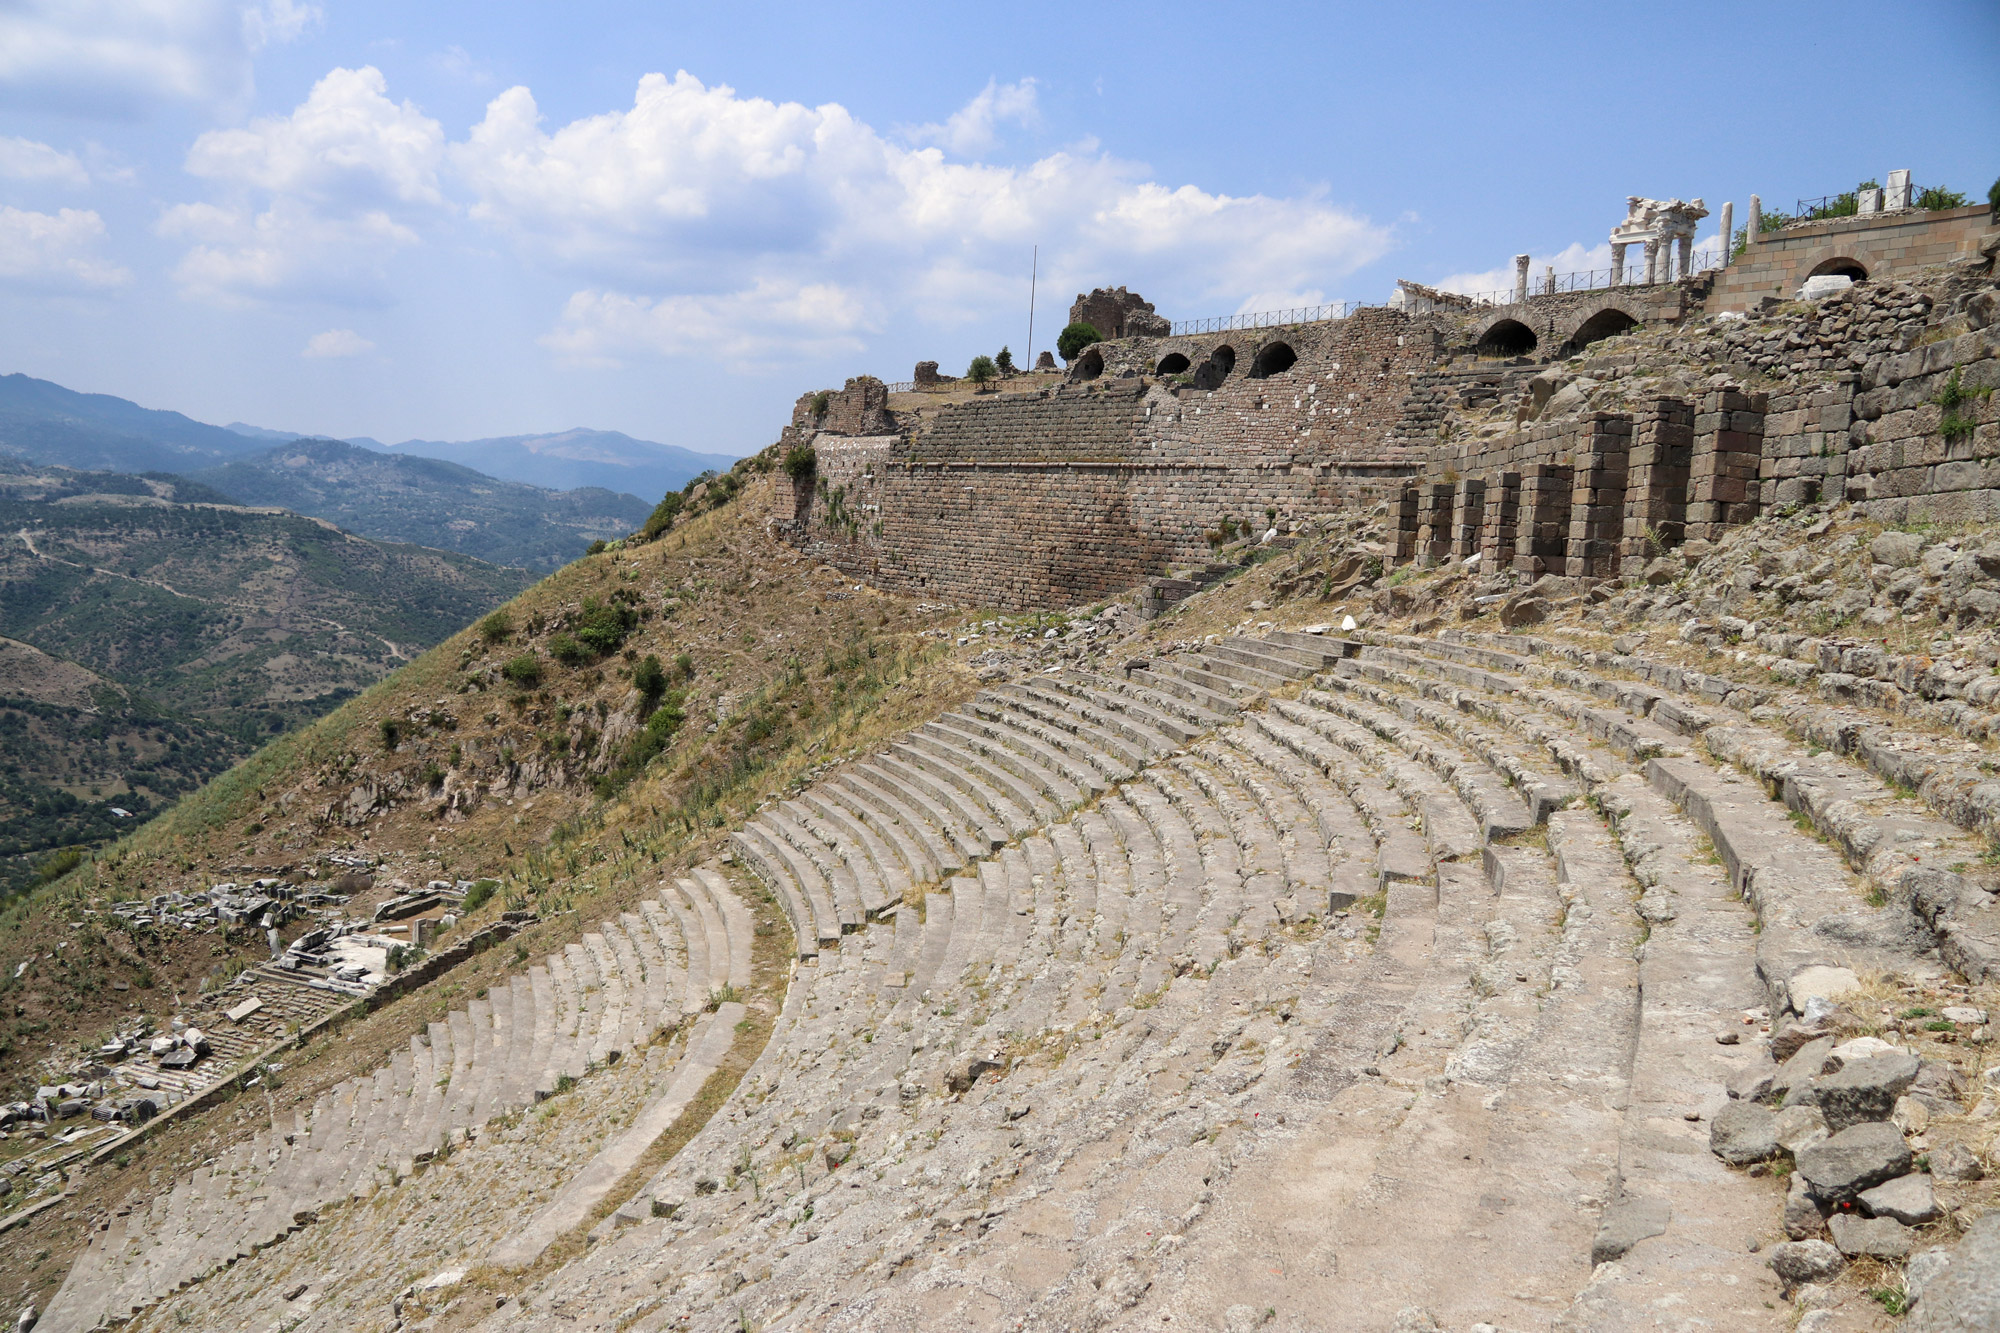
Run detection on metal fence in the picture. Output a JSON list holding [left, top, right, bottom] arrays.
[[1168, 301, 1373, 337], [1451, 247, 1726, 307]]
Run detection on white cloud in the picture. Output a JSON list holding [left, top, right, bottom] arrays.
[[543, 280, 869, 367], [452, 70, 1393, 364], [0, 136, 88, 186], [167, 66, 445, 302], [0, 206, 131, 291], [302, 327, 374, 358], [187, 66, 445, 207], [0, 0, 310, 116], [903, 78, 1039, 156], [160, 196, 419, 303], [242, 0, 321, 53]]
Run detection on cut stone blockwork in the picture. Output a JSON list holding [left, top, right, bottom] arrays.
[[1565, 413, 1633, 577], [1449, 477, 1486, 560], [1513, 463, 1574, 574], [1689, 386, 1769, 541], [1480, 470, 1520, 565], [1622, 396, 1695, 573]]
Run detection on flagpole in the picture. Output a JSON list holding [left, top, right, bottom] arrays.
[[1026, 245, 1038, 372]]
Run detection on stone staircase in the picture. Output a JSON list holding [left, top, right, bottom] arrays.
[[34, 873, 752, 1333], [43, 630, 1997, 1333]]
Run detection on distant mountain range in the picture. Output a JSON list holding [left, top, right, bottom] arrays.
[[230, 422, 738, 501], [188, 439, 653, 572], [0, 372, 740, 567]]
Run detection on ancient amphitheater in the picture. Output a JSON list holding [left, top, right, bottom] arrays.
[[15, 186, 2000, 1333]]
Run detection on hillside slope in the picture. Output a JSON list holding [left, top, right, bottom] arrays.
[[371, 427, 739, 499], [0, 459, 533, 892], [187, 438, 652, 571]]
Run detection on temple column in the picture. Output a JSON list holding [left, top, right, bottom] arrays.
[[1610, 242, 1627, 286], [1717, 201, 1734, 263], [1513, 254, 1530, 304], [1643, 239, 1660, 285]]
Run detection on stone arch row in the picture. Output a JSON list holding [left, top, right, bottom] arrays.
[[1391, 385, 1770, 578], [1072, 337, 1297, 386], [1469, 303, 1646, 360]]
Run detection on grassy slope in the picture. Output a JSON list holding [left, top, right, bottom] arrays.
[[0, 458, 1005, 1312]]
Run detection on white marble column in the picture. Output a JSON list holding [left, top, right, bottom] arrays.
[[1514, 254, 1530, 304], [1746, 195, 1761, 244], [1718, 202, 1734, 263], [1643, 238, 1660, 285], [1611, 242, 1627, 286], [1677, 234, 1692, 278]]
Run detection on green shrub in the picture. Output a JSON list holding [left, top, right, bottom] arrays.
[[1990, 176, 2000, 216], [573, 598, 637, 655], [675, 651, 695, 679], [478, 609, 514, 643], [810, 390, 831, 417], [1057, 321, 1102, 362], [379, 718, 401, 751], [1918, 185, 1968, 211], [633, 653, 667, 701], [462, 879, 498, 913], [586, 539, 609, 555], [782, 444, 817, 478], [548, 631, 588, 665], [502, 653, 543, 686], [642, 491, 684, 540], [994, 345, 1015, 373], [966, 354, 997, 385], [34, 846, 83, 885]]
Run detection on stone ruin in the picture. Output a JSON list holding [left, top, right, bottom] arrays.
[[1610, 194, 1710, 286], [1068, 284, 1171, 339]]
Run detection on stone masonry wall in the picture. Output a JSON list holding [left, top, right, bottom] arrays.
[[790, 309, 1446, 609]]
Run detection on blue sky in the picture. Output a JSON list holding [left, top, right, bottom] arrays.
[[2, 1, 1995, 462]]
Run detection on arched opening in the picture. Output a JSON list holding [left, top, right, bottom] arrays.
[[1476, 319, 1538, 358], [1192, 344, 1236, 391], [1074, 348, 1104, 382], [1248, 341, 1298, 378], [1568, 308, 1638, 353], [1154, 352, 1192, 376], [1808, 256, 1869, 282]]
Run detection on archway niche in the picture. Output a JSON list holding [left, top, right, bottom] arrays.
[[1568, 308, 1638, 353], [1248, 341, 1298, 378], [1476, 319, 1538, 358], [1154, 352, 1192, 376], [1808, 257, 1869, 281], [1074, 348, 1105, 382], [1192, 345, 1237, 391]]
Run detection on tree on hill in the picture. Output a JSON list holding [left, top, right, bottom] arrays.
[[994, 346, 1016, 374], [1057, 322, 1102, 363], [966, 355, 997, 387]]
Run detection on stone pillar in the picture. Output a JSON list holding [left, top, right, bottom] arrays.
[[1886, 169, 1912, 210], [1643, 239, 1660, 285], [1391, 481, 1421, 563], [1449, 478, 1486, 560], [1514, 254, 1530, 304], [1512, 463, 1574, 575], [1688, 386, 1768, 542], [1565, 413, 1633, 578], [1717, 202, 1734, 264], [1544, 265, 1556, 295], [1416, 482, 1455, 565], [1746, 195, 1761, 244], [1677, 234, 1693, 278], [1620, 396, 1694, 575], [1610, 243, 1627, 286], [1480, 471, 1520, 567]]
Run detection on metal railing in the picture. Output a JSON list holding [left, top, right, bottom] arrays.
[[1168, 301, 1373, 336], [1451, 247, 1726, 307]]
